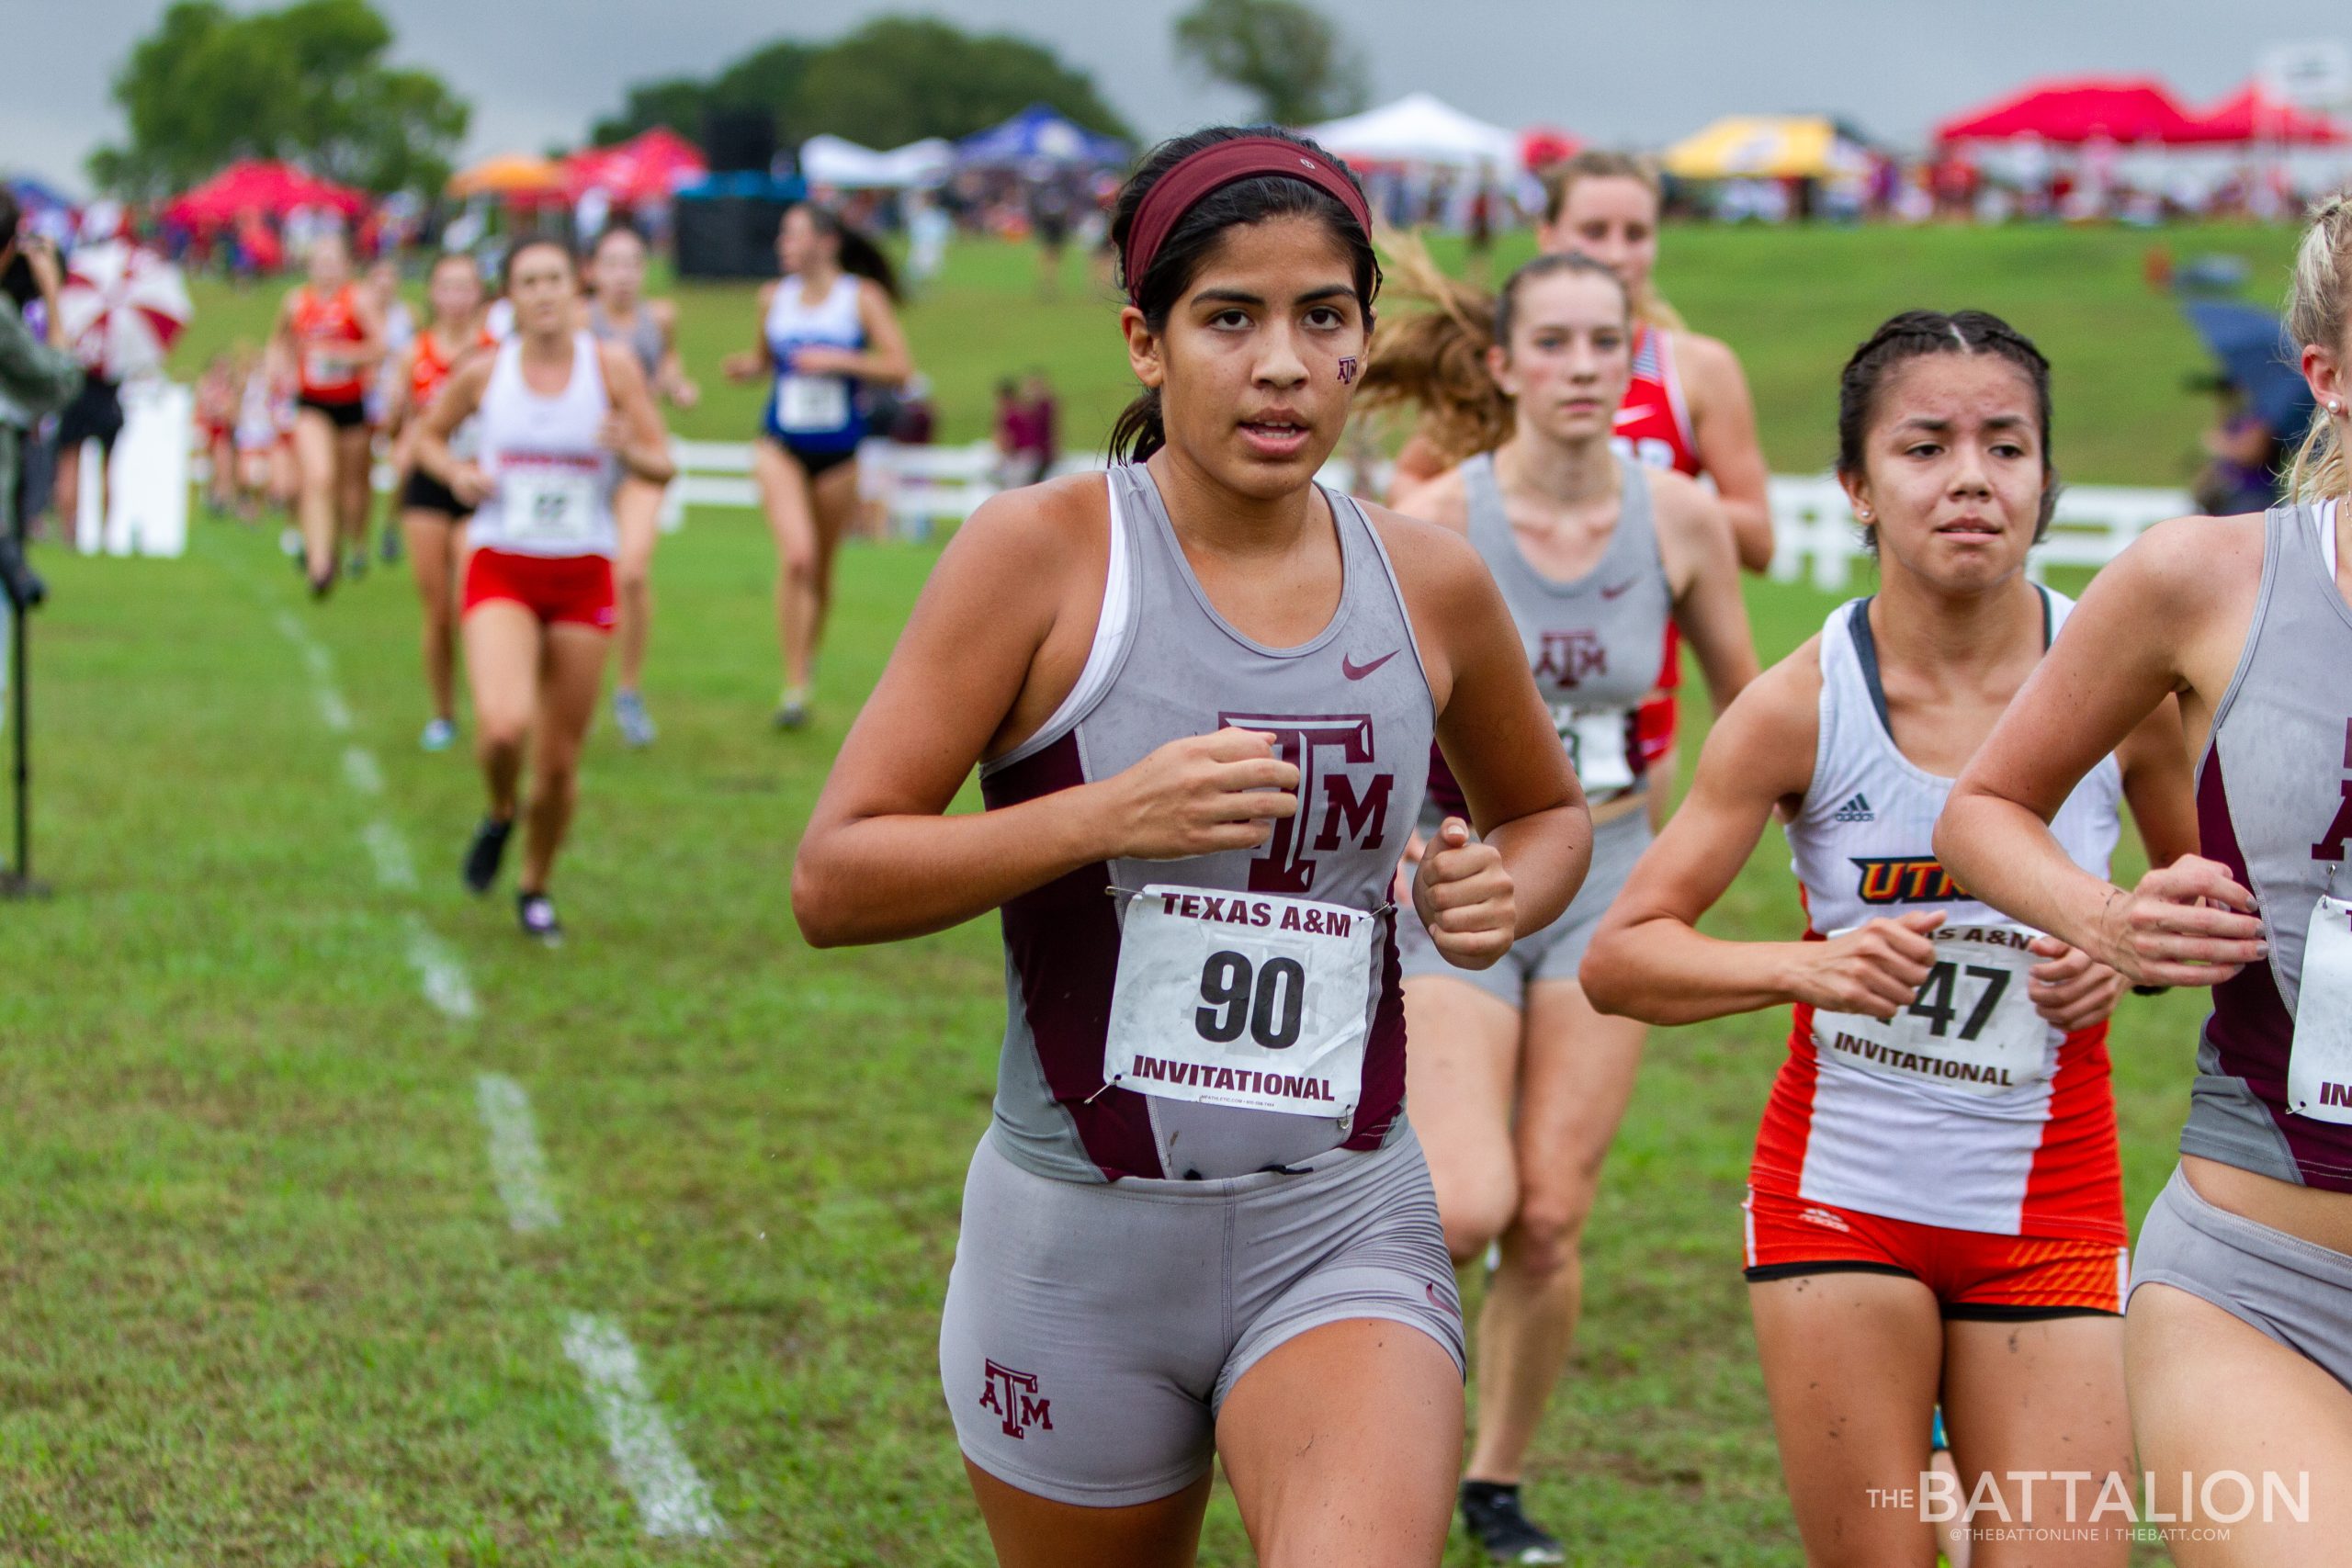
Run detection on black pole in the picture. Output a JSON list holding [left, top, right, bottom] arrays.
[[0, 476, 45, 898]]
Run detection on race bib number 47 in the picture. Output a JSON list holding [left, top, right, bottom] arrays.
[[1811, 924, 2054, 1097], [1102, 885, 1378, 1125], [2288, 893, 2352, 1123]]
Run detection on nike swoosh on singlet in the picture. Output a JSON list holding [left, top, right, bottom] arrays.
[[1611, 406, 1645, 427], [1341, 649, 1399, 680], [1600, 579, 1638, 600]]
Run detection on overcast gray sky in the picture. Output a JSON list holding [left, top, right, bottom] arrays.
[[7, 0, 2347, 192]]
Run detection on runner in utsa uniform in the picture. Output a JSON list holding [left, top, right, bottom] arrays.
[[586, 223, 698, 749], [1364, 247, 1758, 1564], [386, 252, 492, 752], [1584, 311, 2199, 1568], [271, 233, 385, 596], [413, 239, 673, 943], [1939, 206, 2352, 1566], [792, 127, 1592, 1567], [723, 204, 911, 731]]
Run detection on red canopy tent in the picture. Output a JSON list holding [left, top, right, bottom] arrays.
[[164, 159, 368, 226], [563, 128, 707, 203], [1934, 77, 2202, 144], [2184, 84, 2352, 145], [1519, 126, 1583, 174]]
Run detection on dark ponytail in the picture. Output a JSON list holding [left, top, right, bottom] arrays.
[[1107, 126, 1378, 463], [1837, 309, 2059, 545], [791, 202, 900, 301]]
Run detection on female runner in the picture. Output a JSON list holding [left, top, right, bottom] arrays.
[[792, 127, 1592, 1567], [723, 204, 911, 730], [413, 238, 673, 942], [1361, 247, 1757, 1563], [586, 223, 698, 748], [386, 252, 491, 751], [1583, 310, 2199, 1568], [1938, 209, 2352, 1567], [270, 232, 384, 596]]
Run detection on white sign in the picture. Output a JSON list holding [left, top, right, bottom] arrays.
[[2261, 40, 2352, 108]]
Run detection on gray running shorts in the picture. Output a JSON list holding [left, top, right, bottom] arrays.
[[1398, 805, 1651, 1007], [939, 1123, 1464, 1507], [2129, 1163, 2352, 1391]]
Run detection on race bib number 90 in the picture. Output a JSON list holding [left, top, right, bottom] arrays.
[[1103, 885, 1378, 1125], [1811, 924, 2054, 1097], [2288, 893, 2352, 1124]]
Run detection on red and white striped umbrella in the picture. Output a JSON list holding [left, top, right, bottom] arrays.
[[55, 242, 193, 379]]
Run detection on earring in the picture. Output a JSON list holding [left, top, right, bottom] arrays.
[[2333, 400, 2345, 416], [1856, 507, 1872, 521]]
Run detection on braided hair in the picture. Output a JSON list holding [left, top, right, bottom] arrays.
[[2286, 194, 2352, 503], [1836, 310, 2058, 547], [1353, 232, 1629, 466]]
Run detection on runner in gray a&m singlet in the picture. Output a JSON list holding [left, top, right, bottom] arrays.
[[977, 462, 1435, 1186], [588, 299, 664, 383], [943, 463, 1464, 1505], [2131, 500, 2352, 1386], [1401, 449, 1668, 999]]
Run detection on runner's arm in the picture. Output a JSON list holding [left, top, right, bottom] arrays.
[[1586, 650, 1947, 1024], [1375, 509, 1589, 939], [1654, 472, 1758, 714], [1680, 333, 1774, 572], [412, 357, 492, 493], [650, 299, 697, 407], [2117, 694, 2199, 871], [596, 343, 675, 484], [794, 488, 1303, 946], [348, 291, 389, 369], [721, 285, 776, 382], [1935, 520, 2267, 985]]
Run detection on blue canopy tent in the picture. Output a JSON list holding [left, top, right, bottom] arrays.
[[955, 105, 1127, 170], [4, 174, 80, 223]]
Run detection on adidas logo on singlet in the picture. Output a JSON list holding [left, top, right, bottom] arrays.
[[1833, 793, 1874, 823]]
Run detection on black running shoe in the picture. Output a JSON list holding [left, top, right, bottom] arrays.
[[1460, 1482, 1565, 1566], [463, 816, 514, 894], [516, 890, 562, 946]]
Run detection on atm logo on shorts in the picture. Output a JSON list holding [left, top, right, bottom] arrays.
[[979, 1359, 1053, 1440], [1851, 855, 1964, 905], [1219, 712, 1393, 895]]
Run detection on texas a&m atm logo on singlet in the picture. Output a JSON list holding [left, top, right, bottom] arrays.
[[1532, 631, 1607, 690], [1219, 712, 1395, 896], [1850, 855, 1965, 905], [979, 1359, 1053, 1439], [2314, 718, 2352, 863]]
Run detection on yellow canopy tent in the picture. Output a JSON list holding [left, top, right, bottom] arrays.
[[447, 153, 568, 201], [1663, 117, 1867, 180]]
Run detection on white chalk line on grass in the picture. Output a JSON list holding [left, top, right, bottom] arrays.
[[404, 911, 479, 1021], [263, 567, 723, 1542], [343, 745, 385, 795], [474, 1072, 562, 1233], [561, 1313, 729, 1540], [361, 818, 417, 891]]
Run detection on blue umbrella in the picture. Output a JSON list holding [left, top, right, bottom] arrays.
[[2182, 299, 2315, 438]]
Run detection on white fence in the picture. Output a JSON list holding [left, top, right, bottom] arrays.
[[204, 418, 2195, 591], [1765, 474, 2192, 592]]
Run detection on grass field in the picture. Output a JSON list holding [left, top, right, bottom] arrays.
[[1, 223, 2296, 1565]]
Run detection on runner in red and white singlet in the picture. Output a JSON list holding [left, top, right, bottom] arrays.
[[413, 239, 673, 943], [1584, 311, 2199, 1567], [270, 233, 384, 596], [386, 252, 492, 752]]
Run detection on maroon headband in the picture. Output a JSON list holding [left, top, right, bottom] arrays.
[[1122, 137, 1373, 305]]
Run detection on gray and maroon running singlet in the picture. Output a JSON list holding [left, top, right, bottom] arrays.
[[978, 463, 1434, 1183], [2186, 500, 2352, 1191]]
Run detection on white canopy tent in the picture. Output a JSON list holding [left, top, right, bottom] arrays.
[[1303, 93, 1518, 171], [799, 135, 955, 190]]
